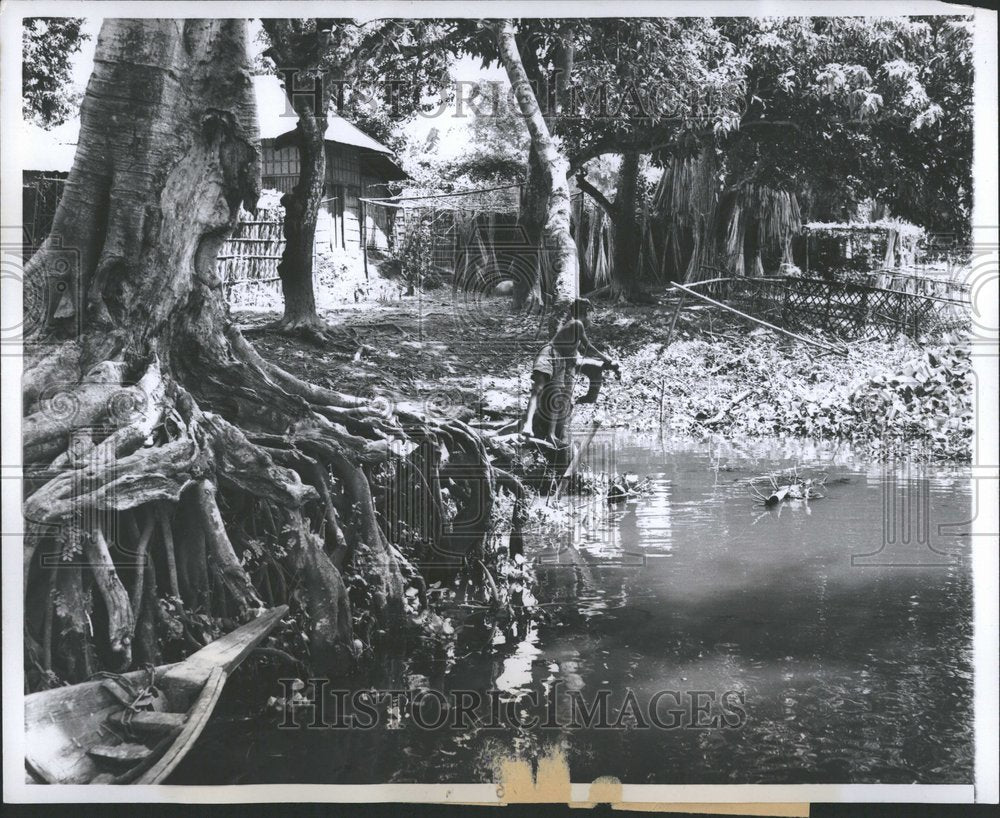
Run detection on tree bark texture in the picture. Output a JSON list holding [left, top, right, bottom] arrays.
[[21, 19, 512, 689], [261, 20, 332, 336], [496, 21, 579, 316], [611, 151, 642, 299]]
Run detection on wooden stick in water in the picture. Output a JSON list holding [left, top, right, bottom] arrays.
[[664, 290, 687, 349], [553, 419, 602, 501]]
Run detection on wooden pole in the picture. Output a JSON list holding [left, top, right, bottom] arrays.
[[664, 291, 687, 348], [361, 198, 369, 279], [553, 420, 602, 501], [669, 281, 848, 356], [823, 281, 832, 331]]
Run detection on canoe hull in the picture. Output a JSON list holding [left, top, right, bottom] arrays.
[[25, 605, 287, 784]]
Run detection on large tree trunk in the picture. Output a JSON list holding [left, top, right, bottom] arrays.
[[22, 19, 501, 687], [261, 21, 332, 339], [611, 151, 642, 300], [495, 21, 579, 317], [514, 148, 548, 309], [511, 27, 575, 311], [275, 120, 326, 335]]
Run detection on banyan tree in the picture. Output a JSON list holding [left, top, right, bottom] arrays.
[[22, 19, 504, 689], [652, 150, 802, 282]]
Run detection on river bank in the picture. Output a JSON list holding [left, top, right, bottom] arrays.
[[239, 292, 972, 463]]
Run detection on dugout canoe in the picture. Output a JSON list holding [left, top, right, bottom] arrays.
[[25, 605, 288, 785]]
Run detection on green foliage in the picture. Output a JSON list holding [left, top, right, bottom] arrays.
[[557, 18, 748, 166], [492, 551, 538, 609], [261, 16, 974, 257], [388, 214, 442, 292], [259, 19, 453, 148], [398, 81, 531, 187], [844, 334, 972, 460], [22, 17, 89, 128], [445, 83, 530, 184], [484, 487, 539, 610], [404, 18, 748, 171], [647, 16, 973, 275], [717, 16, 973, 238], [591, 312, 972, 462], [336, 20, 455, 149], [500, 16, 972, 247], [156, 597, 222, 661]]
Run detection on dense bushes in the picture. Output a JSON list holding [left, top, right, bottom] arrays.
[[590, 323, 973, 462]]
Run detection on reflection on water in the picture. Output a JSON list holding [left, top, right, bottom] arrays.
[[175, 435, 974, 785]]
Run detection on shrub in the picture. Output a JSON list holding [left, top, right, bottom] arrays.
[[390, 214, 442, 293]]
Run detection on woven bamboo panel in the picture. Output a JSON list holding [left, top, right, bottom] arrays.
[[720, 276, 969, 340]]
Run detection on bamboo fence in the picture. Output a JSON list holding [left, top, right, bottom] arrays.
[[217, 206, 286, 306]]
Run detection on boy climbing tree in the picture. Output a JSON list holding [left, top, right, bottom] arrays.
[[522, 298, 621, 445]]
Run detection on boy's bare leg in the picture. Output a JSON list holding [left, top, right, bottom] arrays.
[[522, 372, 548, 436], [549, 368, 575, 445], [576, 359, 605, 404]]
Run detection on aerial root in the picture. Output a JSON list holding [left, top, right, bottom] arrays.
[[128, 509, 156, 620], [156, 502, 181, 598], [192, 479, 262, 611], [134, 556, 162, 666], [54, 560, 97, 680], [286, 510, 355, 666]]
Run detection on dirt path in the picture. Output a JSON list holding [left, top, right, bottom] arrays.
[[237, 293, 649, 420]]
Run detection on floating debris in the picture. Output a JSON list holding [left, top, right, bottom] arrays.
[[748, 467, 827, 506], [608, 472, 653, 503]]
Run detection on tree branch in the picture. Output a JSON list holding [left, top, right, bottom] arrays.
[[575, 174, 619, 221]]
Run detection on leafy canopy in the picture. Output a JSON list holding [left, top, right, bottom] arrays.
[[716, 16, 973, 235], [258, 19, 453, 150], [22, 18, 89, 128]]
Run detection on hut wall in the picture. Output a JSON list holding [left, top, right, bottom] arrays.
[[325, 143, 363, 252], [260, 139, 380, 256], [362, 177, 393, 251]]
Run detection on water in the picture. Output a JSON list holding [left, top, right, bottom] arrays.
[[175, 435, 974, 785]]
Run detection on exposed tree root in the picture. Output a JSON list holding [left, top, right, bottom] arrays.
[[193, 480, 262, 611], [129, 510, 156, 620], [20, 17, 532, 691], [156, 502, 181, 599], [270, 314, 335, 347], [286, 511, 354, 667], [22, 331, 526, 687], [134, 560, 163, 666], [172, 489, 212, 614], [85, 526, 134, 669], [53, 560, 97, 682]]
